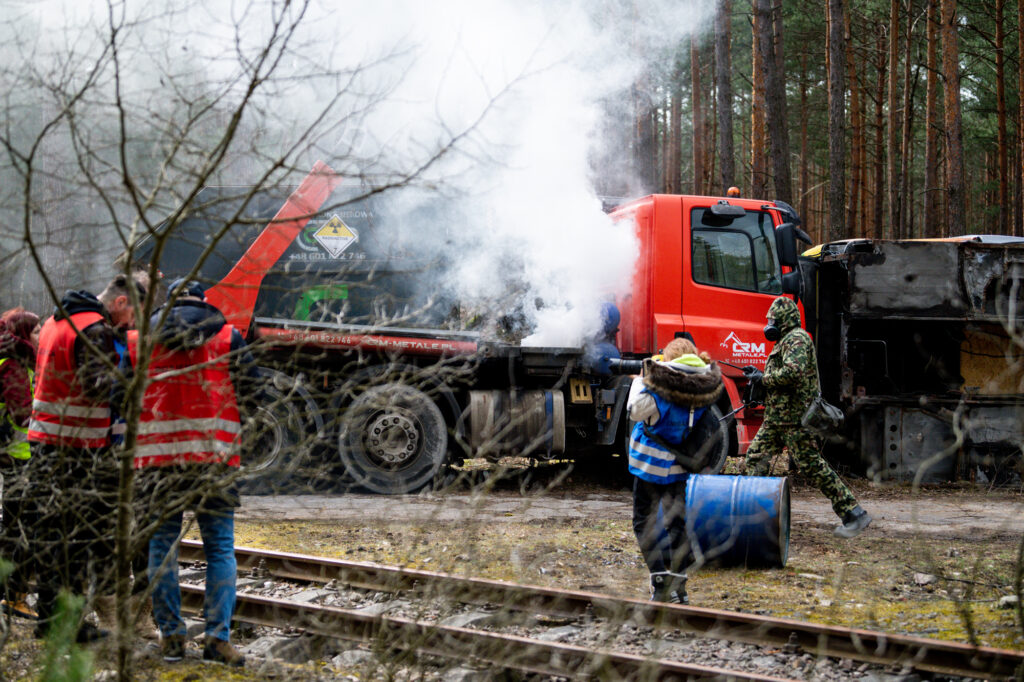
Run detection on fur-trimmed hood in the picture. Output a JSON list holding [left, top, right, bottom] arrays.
[[642, 358, 723, 408]]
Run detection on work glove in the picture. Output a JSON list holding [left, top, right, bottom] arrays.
[[742, 366, 765, 405]]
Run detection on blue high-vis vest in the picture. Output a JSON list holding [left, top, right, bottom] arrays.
[[628, 390, 705, 484]]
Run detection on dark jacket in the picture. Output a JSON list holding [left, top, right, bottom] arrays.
[[118, 299, 262, 408], [53, 290, 119, 404], [0, 321, 36, 427]]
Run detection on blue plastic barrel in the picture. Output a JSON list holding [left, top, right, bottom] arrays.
[[684, 474, 790, 568]]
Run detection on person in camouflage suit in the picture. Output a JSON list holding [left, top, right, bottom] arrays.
[[744, 296, 872, 539]]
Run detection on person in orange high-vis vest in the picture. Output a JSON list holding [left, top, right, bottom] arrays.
[[126, 279, 260, 666], [26, 275, 142, 643]]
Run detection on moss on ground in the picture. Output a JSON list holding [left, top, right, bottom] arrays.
[[4, 473, 1020, 680], [226, 510, 1022, 651]]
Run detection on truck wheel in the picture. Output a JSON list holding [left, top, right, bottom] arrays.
[[240, 369, 322, 493], [337, 381, 449, 494], [700, 403, 733, 475]]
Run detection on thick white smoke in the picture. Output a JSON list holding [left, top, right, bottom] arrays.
[[8, 0, 714, 346]]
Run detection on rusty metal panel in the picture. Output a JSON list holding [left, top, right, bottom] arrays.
[[880, 406, 956, 483], [960, 324, 1024, 395], [847, 243, 964, 316], [960, 243, 1024, 316], [844, 240, 1024, 320]]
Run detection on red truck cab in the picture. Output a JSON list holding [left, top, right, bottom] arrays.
[[610, 194, 804, 452]]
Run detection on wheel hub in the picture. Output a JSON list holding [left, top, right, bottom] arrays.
[[366, 412, 419, 465], [244, 407, 285, 472]]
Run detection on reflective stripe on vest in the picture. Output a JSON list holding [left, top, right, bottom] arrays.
[[27, 311, 111, 448], [0, 358, 31, 460], [627, 391, 703, 484], [128, 325, 242, 468]]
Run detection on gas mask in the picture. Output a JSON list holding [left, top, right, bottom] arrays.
[[763, 318, 781, 342]]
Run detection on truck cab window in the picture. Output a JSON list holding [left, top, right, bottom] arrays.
[[690, 208, 783, 294]]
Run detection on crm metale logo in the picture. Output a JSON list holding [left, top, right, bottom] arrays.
[[721, 331, 766, 357]]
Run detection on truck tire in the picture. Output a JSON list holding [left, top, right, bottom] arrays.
[[336, 367, 451, 494], [240, 369, 323, 494], [701, 403, 732, 475]]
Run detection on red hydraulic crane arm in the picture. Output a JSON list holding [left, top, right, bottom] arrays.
[[204, 160, 342, 331]]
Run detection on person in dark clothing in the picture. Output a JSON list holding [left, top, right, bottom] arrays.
[[0, 307, 41, 619], [26, 275, 143, 642], [123, 279, 260, 665], [627, 338, 724, 604]]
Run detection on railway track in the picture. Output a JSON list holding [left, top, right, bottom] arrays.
[[179, 540, 1024, 680]]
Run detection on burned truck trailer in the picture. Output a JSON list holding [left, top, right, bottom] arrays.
[[802, 238, 1024, 483]]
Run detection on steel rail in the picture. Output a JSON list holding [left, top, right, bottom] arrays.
[[179, 540, 1024, 679], [180, 584, 795, 681]]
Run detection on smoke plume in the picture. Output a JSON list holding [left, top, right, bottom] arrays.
[[3, 0, 713, 345]]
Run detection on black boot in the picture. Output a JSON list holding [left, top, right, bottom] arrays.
[[665, 572, 688, 605], [834, 505, 872, 539], [650, 572, 687, 604], [75, 622, 110, 643], [650, 572, 669, 601]]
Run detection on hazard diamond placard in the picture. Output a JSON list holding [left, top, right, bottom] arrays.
[[312, 215, 358, 257]]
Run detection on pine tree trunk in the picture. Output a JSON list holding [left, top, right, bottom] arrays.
[[708, 39, 719, 195], [799, 51, 810, 223], [887, 0, 900, 239], [668, 58, 683, 194], [924, 0, 942, 238], [995, 0, 1008, 233], [846, 4, 861, 235], [941, 0, 965, 236], [859, 83, 869, 238], [827, 0, 847, 240], [761, 0, 793, 203], [1017, 0, 1024, 235], [692, 35, 705, 195], [873, 27, 886, 239], [751, 1, 768, 198], [898, 4, 915, 238], [715, 0, 735, 193], [633, 74, 658, 195]]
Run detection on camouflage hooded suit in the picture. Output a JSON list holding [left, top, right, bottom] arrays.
[[744, 296, 858, 518]]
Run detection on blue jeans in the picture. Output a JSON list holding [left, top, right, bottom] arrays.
[[149, 507, 236, 641]]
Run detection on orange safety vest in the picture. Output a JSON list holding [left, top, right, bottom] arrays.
[[128, 325, 241, 469], [27, 311, 111, 448]]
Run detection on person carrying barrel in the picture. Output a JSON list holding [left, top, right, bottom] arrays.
[[626, 337, 723, 604], [743, 296, 871, 539]]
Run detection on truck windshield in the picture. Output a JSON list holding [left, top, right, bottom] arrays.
[[690, 208, 782, 294]]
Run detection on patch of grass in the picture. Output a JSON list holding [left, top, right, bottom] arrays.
[[229, 516, 1023, 651]]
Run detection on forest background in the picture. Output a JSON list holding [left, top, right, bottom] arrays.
[[605, 0, 1020, 245], [0, 0, 1016, 309]]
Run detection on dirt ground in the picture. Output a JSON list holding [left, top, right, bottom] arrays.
[[232, 467, 1024, 651], [1, 467, 1021, 681]]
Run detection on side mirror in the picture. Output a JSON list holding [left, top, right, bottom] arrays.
[[776, 222, 799, 267], [775, 222, 812, 268], [781, 270, 802, 296]]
